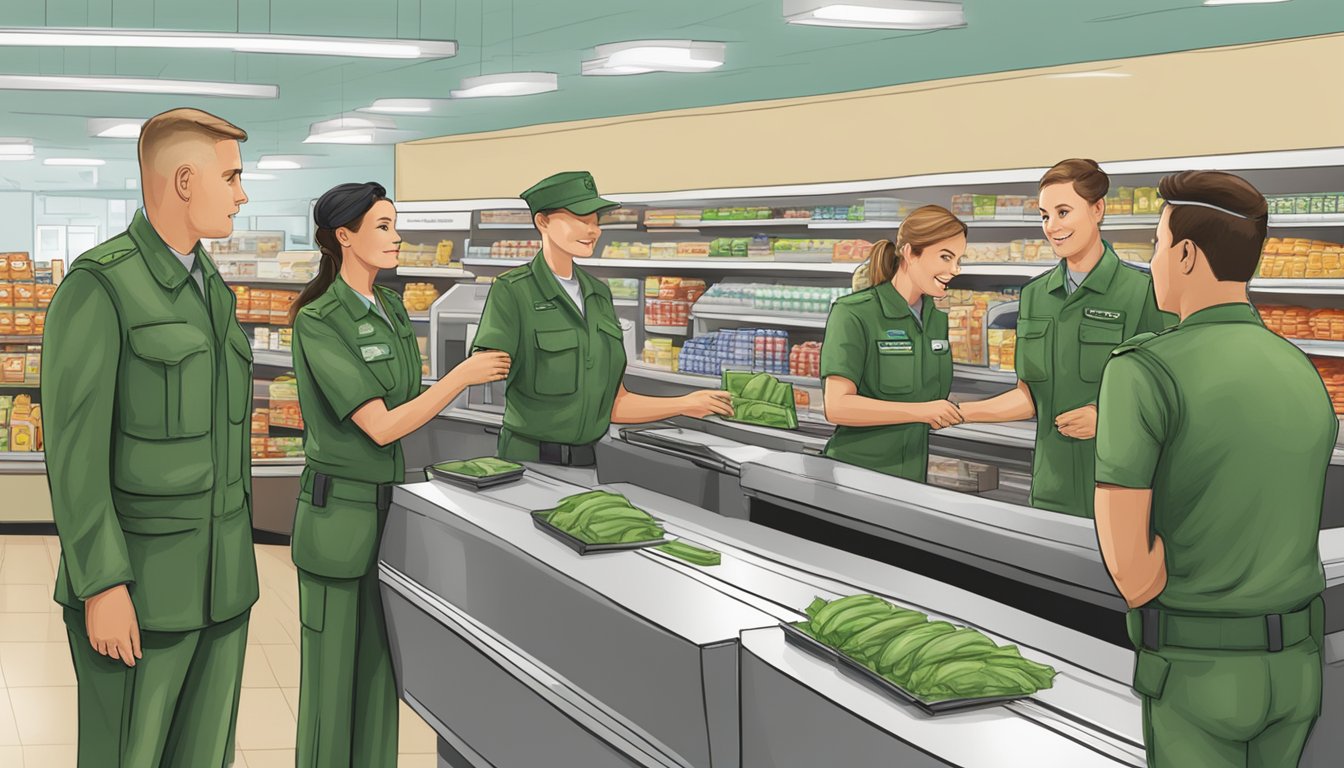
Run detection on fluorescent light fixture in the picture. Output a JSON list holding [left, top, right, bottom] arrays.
[[1204, 1, 1291, 5], [88, 118, 145, 139], [784, 0, 966, 29], [303, 115, 412, 145], [583, 40, 725, 76], [242, 172, 276, 181], [450, 72, 558, 99], [359, 98, 448, 114], [256, 155, 305, 170], [0, 74, 277, 98], [0, 28, 456, 59], [0, 139, 33, 156], [45, 158, 106, 166]]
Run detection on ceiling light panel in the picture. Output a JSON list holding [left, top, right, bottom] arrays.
[[88, 118, 145, 139], [0, 28, 456, 59], [784, 0, 966, 30], [0, 74, 277, 98], [450, 72, 558, 98], [45, 158, 106, 166], [583, 40, 725, 76], [359, 98, 451, 114]]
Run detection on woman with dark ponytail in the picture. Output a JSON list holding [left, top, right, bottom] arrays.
[[288, 182, 510, 767], [820, 205, 968, 481]]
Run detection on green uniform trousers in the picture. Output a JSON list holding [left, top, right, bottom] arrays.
[[295, 566, 399, 768], [1138, 640, 1321, 768], [63, 607, 249, 768]]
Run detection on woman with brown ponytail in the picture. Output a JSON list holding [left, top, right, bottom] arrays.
[[820, 205, 968, 481], [286, 182, 510, 767]]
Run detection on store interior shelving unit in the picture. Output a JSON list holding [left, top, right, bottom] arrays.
[[412, 150, 1344, 438]]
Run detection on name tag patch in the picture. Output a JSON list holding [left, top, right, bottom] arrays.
[[360, 343, 393, 362], [357, 322, 376, 337], [1084, 308, 1123, 322], [884, 329, 909, 340], [534, 301, 558, 311], [931, 339, 949, 353], [877, 340, 914, 355]]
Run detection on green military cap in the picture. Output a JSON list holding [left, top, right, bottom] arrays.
[[520, 171, 620, 217]]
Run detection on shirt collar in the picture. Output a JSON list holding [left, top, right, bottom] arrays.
[[1046, 241, 1121, 296], [128, 208, 211, 291], [875, 280, 924, 321], [1180, 302, 1261, 328], [530, 250, 604, 300], [333, 275, 375, 320]]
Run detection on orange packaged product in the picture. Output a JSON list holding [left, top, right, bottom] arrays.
[[12, 282, 35, 309], [0, 310, 11, 336], [7, 253, 32, 281], [2, 353, 24, 383], [0, 255, 8, 280], [35, 283, 56, 309], [251, 437, 268, 459], [0, 282, 11, 308], [33, 312, 45, 335], [12, 311, 33, 335], [251, 408, 270, 435], [248, 289, 272, 323]]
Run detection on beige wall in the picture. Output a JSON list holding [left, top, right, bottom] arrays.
[[0, 473, 51, 523], [397, 33, 1344, 200]]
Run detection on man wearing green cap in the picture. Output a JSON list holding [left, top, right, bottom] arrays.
[[473, 171, 734, 465]]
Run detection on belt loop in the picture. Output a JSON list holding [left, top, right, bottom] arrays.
[[1141, 607, 1161, 651], [1266, 614, 1284, 653], [560, 444, 571, 465]]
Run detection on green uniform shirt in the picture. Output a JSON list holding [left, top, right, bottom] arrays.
[[42, 209, 258, 631], [820, 281, 952, 482], [472, 251, 627, 461], [1096, 303, 1336, 616], [292, 277, 422, 485], [1015, 244, 1171, 517]]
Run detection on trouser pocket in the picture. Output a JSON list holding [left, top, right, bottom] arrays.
[[299, 577, 326, 632], [1133, 649, 1171, 700]]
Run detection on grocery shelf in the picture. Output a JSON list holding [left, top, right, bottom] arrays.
[[613, 299, 639, 308], [223, 276, 312, 286], [1250, 279, 1344, 295], [395, 267, 476, 279], [644, 325, 688, 336], [409, 312, 431, 322], [958, 263, 1052, 278], [1292, 340, 1344, 358], [599, 223, 640, 230], [1268, 214, 1344, 228], [953, 364, 1017, 384], [0, 451, 44, 475], [463, 258, 530, 268], [0, 335, 44, 343], [573, 258, 861, 274], [0, 382, 41, 389], [807, 220, 903, 230], [668, 218, 813, 229], [252, 349, 294, 368], [476, 223, 539, 230], [963, 218, 1039, 228], [964, 215, 1158, 230], [691, 307, 828, 329]]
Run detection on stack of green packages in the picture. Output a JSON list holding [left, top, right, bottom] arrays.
[[539, 491, 666, 545], [655, 539, 721, 566], [427, 456, 525, 488], [722, 371, 798, 430], [793, 594, 1056, 703]]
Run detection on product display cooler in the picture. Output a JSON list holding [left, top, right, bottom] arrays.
[[381, 154, 1344, 768]]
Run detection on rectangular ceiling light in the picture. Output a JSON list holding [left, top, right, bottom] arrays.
[[451, 72, 558, 99], [0, 139, 34, 156], [359, 98, 447, 114], [784, 0, 966, 29], [303, 115, 411, 145], [1204, 1, 1291, 5], [45, 158, 106, 166], [0, 28, 457, 59], [0, 74, 277, 98], [256, 155, 306, 170], [88, 118, 145, 139], [583, 40, 725, 76]]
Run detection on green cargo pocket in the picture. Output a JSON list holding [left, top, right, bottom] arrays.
[[299, 578, 326, 632], [1133, 650, 1171, 700], [1015, 318, 1051, 383], [290, 494, 381, 579], [534, 328, 579, 396], [875, 343, 915, 396], [125, 322, 213, 438], [1078, 320, 1125, 383]]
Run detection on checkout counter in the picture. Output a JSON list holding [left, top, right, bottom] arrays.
[[381, 282, 1344, 767]]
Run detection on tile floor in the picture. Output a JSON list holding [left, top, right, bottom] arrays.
[[0, 535, 438, 767]]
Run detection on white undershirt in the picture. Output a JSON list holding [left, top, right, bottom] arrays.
[[555, 273, 585, 317], [171, 247, 205, 294]]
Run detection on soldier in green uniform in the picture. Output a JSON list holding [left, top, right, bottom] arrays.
[[42, 108, 259, 767], [959, 159, 1171, 517], [472, 171, 732, 466], [1095, 171, 1336, 768], [288, 182, 510, 767], [821, 205, 967, 481]]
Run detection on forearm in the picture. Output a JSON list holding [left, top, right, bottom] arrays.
[[825, 394, 926, 427], [958, 381, 1035, 423], [610, 390, 684, 424], [1095, 485, 1168, 608], [359, 372, 468, 445]]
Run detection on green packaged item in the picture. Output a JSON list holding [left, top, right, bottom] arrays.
[[1311, 196, 1327, 215], [533, 490, 666, 553], [721, 370, 799, 430], [427, 456, 525, 488], [972, 194, 998, 219], [786, 594, 1057, 710], [1296, 196, 1314, 215], [655, 539, 721, 566]]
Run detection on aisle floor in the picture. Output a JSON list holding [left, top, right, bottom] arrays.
[[0, 535, 438, 767]]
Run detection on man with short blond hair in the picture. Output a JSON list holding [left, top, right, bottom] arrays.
[[43, 107, 258, 767]]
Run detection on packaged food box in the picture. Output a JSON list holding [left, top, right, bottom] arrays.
[[7, 253, 32, 281], [0, 311, 12, 336], [972, 194, 997, 220], [11, 283, 35, 309], [24, 351, 40, 384], [12, 312, 33, 335], [0, 283, 11, 308], [995, 196, 1026, 219], [927, 457, 1000, 493], [950, 195, 975, 218], [0, 256, 8, 281], [1, 353, 23, 382]]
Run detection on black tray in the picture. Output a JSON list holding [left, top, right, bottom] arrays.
[[531, 511, 667, 555], [780, 622, 1028, 715], [426, 464, 526, 490]]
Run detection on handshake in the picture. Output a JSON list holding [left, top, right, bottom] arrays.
[[916, 400, 963, 430]]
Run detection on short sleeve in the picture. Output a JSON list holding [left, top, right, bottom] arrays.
[[472, 280, 521, 357], [1095, 351, 1173, 489], [820, 303, 867, 383], [295, 313, 387, 421]]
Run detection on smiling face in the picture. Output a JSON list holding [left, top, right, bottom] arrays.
[[536, 209, 601, 260], [901, 233, 966, 299], [185, 139, 248, 240], [1039, 181, 1104, 261], [338, 199, 401, 271]]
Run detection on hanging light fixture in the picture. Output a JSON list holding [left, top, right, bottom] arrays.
[[0, 28, 456, 59], [784, 0, 966, 30], [582, 41, 726, 76], [450, 72, 558, 98]]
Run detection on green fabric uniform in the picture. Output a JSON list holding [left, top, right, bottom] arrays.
[[1096, 302, 1337, 768], [820, 282, 952, 481], [1014, 243, 1170, 517], [471, 171, 627, 463], [290, 277, 421, 767], [42, 209, 258, 767]]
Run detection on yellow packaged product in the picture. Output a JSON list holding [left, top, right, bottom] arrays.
[[10, 421, 33, 452], [0, 311, 11, 336], [435, 240, 455, 265], [24, 350, 40, 385], [7, 253, 32, 281]]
